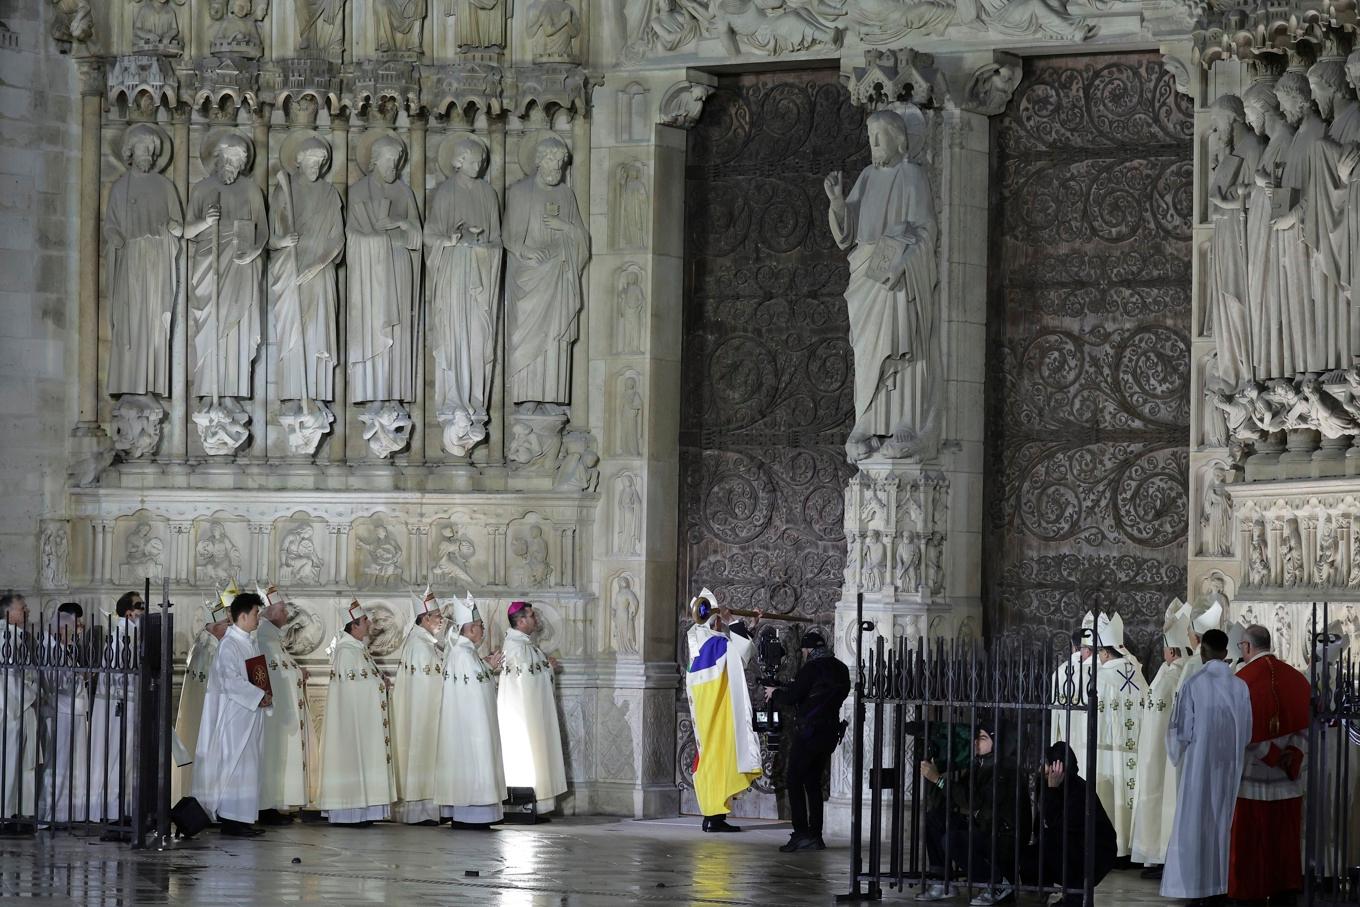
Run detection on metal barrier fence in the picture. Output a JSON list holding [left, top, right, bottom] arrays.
[[1306, 603, 1360, 906], [841, 599, 1360, 905], [0, 580, 173, 848], [840, 600, 1101, 904]]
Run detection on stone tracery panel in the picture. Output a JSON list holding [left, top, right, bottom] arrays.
[[985, 55, 1194, 655]]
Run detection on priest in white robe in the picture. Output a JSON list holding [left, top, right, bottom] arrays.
[[174, 596, 230, 801], [1, 593, 36, 823], [1129, 600, 1192, 877], [88, 592, 144, 824], [1176, 598, 1225, 696], [193, 591, 271, 836], [436, 595, 507, 826], [256, 586, 314, 821], [1051, 612, 1095, 751], [392, 590, 445, 824], [1161, 629, 1252, 901], [497, 601, 567, 813], [39, 603, 88, 823], [1091, 612, 1147, 858], [317, 600, 396, 825]]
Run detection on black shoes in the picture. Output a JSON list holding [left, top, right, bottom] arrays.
[[258, 810, 295, 826], [702, 817, 742, 833], [220, 819, 264, 837], [779, 832, 826, 852], [1140, 865, 1164, 880]]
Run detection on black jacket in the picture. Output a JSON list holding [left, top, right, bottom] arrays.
[[929, 753, 1030, 841], [1033, 773, 1117, 888], [772, 653, 851, 740]]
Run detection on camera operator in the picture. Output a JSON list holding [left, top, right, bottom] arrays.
[[762, 631, 850, 853], [915, 721, 1029, 906]]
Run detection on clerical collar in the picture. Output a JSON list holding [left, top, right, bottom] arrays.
[[1244, 650, 1271, 665]]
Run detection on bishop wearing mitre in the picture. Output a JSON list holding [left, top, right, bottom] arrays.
[[498, 601, 567, 814], [317, 600, 396, 826], [1051, 611, 1095, 753], [174, 589, 232, 800], [255, 585, 314, 822], [436, 595, 506, 826], [1091, 611, 1148, 859], [193, 591, 272, 837], [392, 589, 446, 824], [1129, 599, 1192, 878]]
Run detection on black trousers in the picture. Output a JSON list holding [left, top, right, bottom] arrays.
[[924, 806, 1015, 884], [785, 731, 837, 836]]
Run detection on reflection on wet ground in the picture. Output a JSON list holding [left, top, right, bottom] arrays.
[[0, 816, 1163, 906]]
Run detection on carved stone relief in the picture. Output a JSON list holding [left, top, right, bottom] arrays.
[[430, 521, 478, 590], [610, 160, 649, 250], [277, 519, 326, 585], [119, 519, 167, 583], [194, 518, 245, 585], [610, 571, 640, 656], [614, 472, 642, 556], [40, 520, 70, 590], [296, 0, 346, 57], [209, 0, 269, 60], [374, 0, 426, 55], [508, 516, 553, 587], [553, 429, 600, 493], [613, 263, 646, 354], [354, 515, 404, 587]]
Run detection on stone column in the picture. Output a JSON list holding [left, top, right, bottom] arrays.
[[74, 61, 104, 435], [329, 107, 351, 468], [169, 103, 192, 463]]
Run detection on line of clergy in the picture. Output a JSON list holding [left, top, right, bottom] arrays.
[[182, 586, 566, 836], [1050, 601, 1340, 907]]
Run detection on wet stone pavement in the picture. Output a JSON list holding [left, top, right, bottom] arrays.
[[0, 817, 1164, 906]]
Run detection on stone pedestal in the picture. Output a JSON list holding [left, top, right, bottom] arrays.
[[824, 459, 975, 836]]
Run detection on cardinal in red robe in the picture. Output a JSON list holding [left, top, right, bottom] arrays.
[[1229, 624, 1311, 902]]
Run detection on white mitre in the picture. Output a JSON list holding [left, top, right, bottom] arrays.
[[1096, 611, 1126, 650], [1192, 599, 1224, 636], [451, 593, 480, 629]]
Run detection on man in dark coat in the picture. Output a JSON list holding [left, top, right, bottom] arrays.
[[916, 721, 1032, 905], [764, 631, 851, 852], [1024, 741, 1118, 907]]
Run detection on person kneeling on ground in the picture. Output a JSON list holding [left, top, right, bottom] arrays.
[[1022, 741, 1117, 907], [916, 722, 1029, 906]]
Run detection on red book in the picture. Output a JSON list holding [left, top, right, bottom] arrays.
[[245, 655, 272, 698]]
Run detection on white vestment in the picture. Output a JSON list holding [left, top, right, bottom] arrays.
[[1129, 657, 1185, 865], [38, 634, 89, 822], [256, 620, 314, 812], [88, 618, 139, 822], [192, 625, 268, 823], [1161, 659, 1253, 899], [1050, 651, 1090, 751], [391, 625, 444, 823], [1, 626, 37, 819], [497, 628, 567, 809], [435, 634, 505, 823], [1094, 655, 1147, 857], [173, 629, 218, 801], [316, 633, 395, 822]]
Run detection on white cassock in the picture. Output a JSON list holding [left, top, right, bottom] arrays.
[[391, 625, 444, 824], [498, 628, 567, 810], [173, 628, 218, 801], [1050, 651, 1090, 750], [192, 625, 269, 823], [316, 633, 396, 823], [1129, 657, 1185, 866], [1160, 659, 1253, 899], [256, 619, 314, 813], [88, 617, 138, 822], [38, 634, 89, 822], [436, 634, 506, 823], [1, 625, 37, 819], [1094, 654, 1147, 857]]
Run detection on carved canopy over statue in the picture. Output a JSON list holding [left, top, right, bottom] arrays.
[[826, 105, 939, 463]]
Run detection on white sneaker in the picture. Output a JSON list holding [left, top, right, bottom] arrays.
[[915, 882, 954, 902], [969, 882, 1014, 906]]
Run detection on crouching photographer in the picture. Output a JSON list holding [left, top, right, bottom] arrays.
[[915, 721, 1031, 906]]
